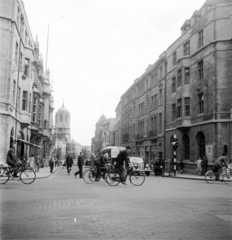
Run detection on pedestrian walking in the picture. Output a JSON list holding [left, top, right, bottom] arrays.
[[201, 156, 208, 175], [66, 154, 73, 174], [74, 152, 84, 178], [49, 155, 55, 173], [29, 154, 35, 171], [35, 153, 41, 172], [179, 159, 184, 174], [197, 157, 202, 176]]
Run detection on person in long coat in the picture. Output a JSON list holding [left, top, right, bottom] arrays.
[[74, 152, 84, 178], [66, 154, 73, 175]]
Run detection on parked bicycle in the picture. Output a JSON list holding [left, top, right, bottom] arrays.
[[0, 160, 36, 184], [205, 165, 231, 184], [106, 163, 145, 186]]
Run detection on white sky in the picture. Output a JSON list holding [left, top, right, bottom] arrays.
[[23, 0, 205, 145]]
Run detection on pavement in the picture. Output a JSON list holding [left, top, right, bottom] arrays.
[[35, 166, 206, 180], [0, 166, 231, 240]]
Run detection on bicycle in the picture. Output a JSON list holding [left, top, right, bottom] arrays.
[[106, 163, 146, 186], [205, 165, 231, 184], [0, 160, 36, 184], [83, 162, 114, 184]]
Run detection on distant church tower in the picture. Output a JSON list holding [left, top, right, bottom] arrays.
[[55, 103, 70, 142]]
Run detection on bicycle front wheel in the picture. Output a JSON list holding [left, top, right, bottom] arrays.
[[0, 169, 10, 184], [129, 171, 145, 186], [20, 168, 36, 184], [223, 173, 231, 184], [106, 171, 120, 186], [83, 169, 95, 184], [205, 170, 216, 184]]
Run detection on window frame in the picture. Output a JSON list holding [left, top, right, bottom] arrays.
[[198, 29, 204, 48], [172, 77, 176, 93], [183, 40, 190, 56], [172, 104, 176, 121], [198, 60, 204, 80], [177, 69, 182, 88], [184, 67, 190, 84], [198, 93, 204, 114], [177, 98, 182, 118], [172, 51, 177, 67], [22, 91, 28, 111], [184, 97, 190, 116]]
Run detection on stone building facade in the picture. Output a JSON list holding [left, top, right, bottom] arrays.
[[120, 52, 166, 163], [0, 0, 54, 163], [165, 0, 232, 170], [115, 101, 122, 147], [54, 103, 71, 159], [91, 115, 116, 156], [117, 0, 232, 170]]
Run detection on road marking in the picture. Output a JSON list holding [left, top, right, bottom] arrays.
[[74, 218, 76, 223]]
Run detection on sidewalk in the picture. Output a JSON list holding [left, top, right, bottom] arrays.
[[34, 166, 60, 179], [150, 171, 206, 180]]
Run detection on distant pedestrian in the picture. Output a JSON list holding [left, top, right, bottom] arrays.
[[49, 155, 55, 173], [30, 154, 35, 171], [74, 152, 84, 178], [201, 156, 208, 175], [35, 153, 41, 172], [197, 157, 202, 176], [179, 159, 184, 174], [66, 154, 73, 174]]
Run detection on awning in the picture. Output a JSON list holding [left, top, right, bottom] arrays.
[[16, 138, 42, 148]]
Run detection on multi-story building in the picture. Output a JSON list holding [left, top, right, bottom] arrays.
[[120, 52, 166, 163], [54, 103, 71, 159], [115, 101, 122, 147], [91, 115, 107, 156], [91, 115, 116, 156], [165, 0, 232, 170], [0, 0, 54, 162], [102, 118, 116, 148]]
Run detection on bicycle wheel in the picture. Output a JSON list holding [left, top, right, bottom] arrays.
[[83, 169, 95, 184], [20, 168, 36, 184], [106, 170, 121, 186], [223, 173, 231, 184], [129, 171, 145, 186], [205, 170, 216, 184], [0, 169, 10, 184]]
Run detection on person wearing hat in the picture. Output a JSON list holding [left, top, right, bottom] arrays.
[[115, 146, 131, 185]]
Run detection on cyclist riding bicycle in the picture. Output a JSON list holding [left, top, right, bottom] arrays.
[[6, 147, 21, 178], [212, 153, 228, 181], [94, 152, 108, 181], [115, 146, 131, 185]]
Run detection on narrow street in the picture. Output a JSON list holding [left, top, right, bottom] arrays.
[[0, 166, 231, 240]]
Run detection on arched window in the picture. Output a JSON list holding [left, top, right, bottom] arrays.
[[65, 115, 68, 123], [196, 132, 205, 158], [60, 114, 63, 122], [182, 134, 190, 159]]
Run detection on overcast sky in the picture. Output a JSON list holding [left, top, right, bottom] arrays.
[[23, 0, 205, 146]]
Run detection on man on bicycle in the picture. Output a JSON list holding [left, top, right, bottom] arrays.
[[116, 146, 131, 185], [94, 152, 108, 181], [212, 153, 228, 180], [6, 148, 20, 178]]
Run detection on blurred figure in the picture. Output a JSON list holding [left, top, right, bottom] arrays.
[[197, 157, 202, 176], [179, 159, 184, 174], [74, 152, 84, 178], [49, 154, 55, 173], [201, 156, 208, 175], [66, 154, 73, 175]]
